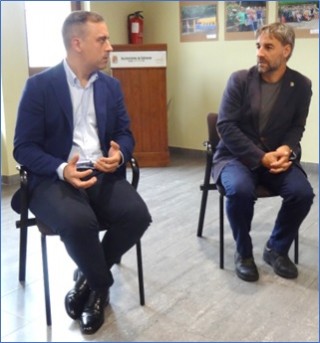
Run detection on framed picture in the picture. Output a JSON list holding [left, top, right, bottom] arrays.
[[180, 1, 218, 42], [276, 1, 319, 38], [225, 1, 268, 40]]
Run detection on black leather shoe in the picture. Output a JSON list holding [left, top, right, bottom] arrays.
[[65, 271, 90, 320], [263, 244, 298, 279], [234, 252, 259, 282], [80, 289, 110, 335]]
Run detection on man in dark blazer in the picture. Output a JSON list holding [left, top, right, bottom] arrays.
[[212, 22, 314, 282], [13, 11, 151, 334]]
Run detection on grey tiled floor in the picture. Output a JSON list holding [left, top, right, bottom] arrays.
[[1, 152, 319, 342]]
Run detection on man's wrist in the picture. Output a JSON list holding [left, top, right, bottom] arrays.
[[282, 145, 296, 161]]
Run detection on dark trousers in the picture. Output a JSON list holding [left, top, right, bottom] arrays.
[[219, 160, 314, 258], [30, 173, 152, 291]]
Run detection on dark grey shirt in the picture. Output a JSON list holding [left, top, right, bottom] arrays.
[[259, 79, 282, 132]]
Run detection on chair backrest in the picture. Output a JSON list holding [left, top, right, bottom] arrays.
[[207, 113, 220, 149]]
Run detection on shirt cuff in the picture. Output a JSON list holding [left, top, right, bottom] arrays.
[[117, 151, 124, 168], [57, 162, 68, 180], [289, 150, 297, 161]]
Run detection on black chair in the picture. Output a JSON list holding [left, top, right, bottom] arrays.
[[197, 112, 299, 269], [13, 157, 145, 326]]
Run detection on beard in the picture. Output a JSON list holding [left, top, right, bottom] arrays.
[[257, 58, 282, 74]]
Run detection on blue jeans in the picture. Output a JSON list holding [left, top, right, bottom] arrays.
[[219, 160, 314, 258]]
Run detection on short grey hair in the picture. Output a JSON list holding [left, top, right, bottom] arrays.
[[62, 11, 105, 49], [256, 22, 295, 61]]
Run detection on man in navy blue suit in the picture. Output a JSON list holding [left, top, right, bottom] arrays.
[[212, 23, 314, 282], [13, 11, 151, 334]]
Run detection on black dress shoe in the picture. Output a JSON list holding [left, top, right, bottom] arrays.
[[263, 244, 298, 279], [80, 289, 110, 335], [234, 252, 259, 282], [65, 271, 90, 320]]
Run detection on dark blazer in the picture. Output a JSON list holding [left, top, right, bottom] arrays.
[[212, 66, 312, 182], [13, 62, 134, 193]]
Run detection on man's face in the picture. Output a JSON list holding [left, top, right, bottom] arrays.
[[79, 21, 113, 72], [256, 32, 291, 75]]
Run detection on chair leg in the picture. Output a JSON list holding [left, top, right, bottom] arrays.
[[219, 194, 224, 269], [19, 228, 28, 282], [136, 240, 145, 306], [197, 188, 209, 237], [41, 234, 52, 326], [294, 233, 299, 264]]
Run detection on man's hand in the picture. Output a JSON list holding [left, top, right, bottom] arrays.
[[261, 145, 292, 174], [94, 140, 121, 174], [63, 155, 97, 188]]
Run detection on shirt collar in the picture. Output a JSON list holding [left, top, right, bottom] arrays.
[[63, 59, 98, 88]]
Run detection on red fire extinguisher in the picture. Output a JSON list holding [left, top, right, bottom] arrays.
[[128, 11, 144, 44]]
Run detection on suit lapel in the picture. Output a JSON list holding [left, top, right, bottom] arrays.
[[50, 66, 109, 152], [93, 75, 108, 145], [248, 67, 296, 134], [50, 63, 73, 130], [248, 69, 261, 132], [270, 68, 295, 116]]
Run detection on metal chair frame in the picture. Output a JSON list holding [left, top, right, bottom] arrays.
[[197, 112, 299, 269], [15, 157, 145, 326]]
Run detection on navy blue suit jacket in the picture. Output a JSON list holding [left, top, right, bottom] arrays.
[[13, 62, 134, 197], [212, 66, 312, 182]]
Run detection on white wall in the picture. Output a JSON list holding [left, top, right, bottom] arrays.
[[1, 1, 29, 176]]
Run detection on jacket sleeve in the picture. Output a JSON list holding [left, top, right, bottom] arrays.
[[13, 75, 68, 177], [280, 75, 312, 155]]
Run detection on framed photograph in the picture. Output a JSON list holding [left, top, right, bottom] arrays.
[[277, 1, 319, 38], [180, 1, 218, 42], [225, 1, 268, 40]]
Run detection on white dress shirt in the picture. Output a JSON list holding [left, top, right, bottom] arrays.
[[56, 59, 103, 180]]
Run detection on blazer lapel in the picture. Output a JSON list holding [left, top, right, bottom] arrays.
[[93, 76, 108, 146], [51, 63, 73, 130], [248, 69, 261, 132], [270, 68, 295, 115]]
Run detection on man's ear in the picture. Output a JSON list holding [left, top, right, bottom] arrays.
[[283, 44, 292, 60], [71, 37, 82, 52]]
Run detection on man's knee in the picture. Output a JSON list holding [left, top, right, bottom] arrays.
[[300, 185, 315, 205], [58, 211, 99, 238], [290, 182, 314, 207], [225, 181, 256, 200], [133, 203, 152, 233], [124, 201, 152, 240]]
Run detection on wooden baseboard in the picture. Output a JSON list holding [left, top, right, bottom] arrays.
[[169, 147, 205, 158]]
